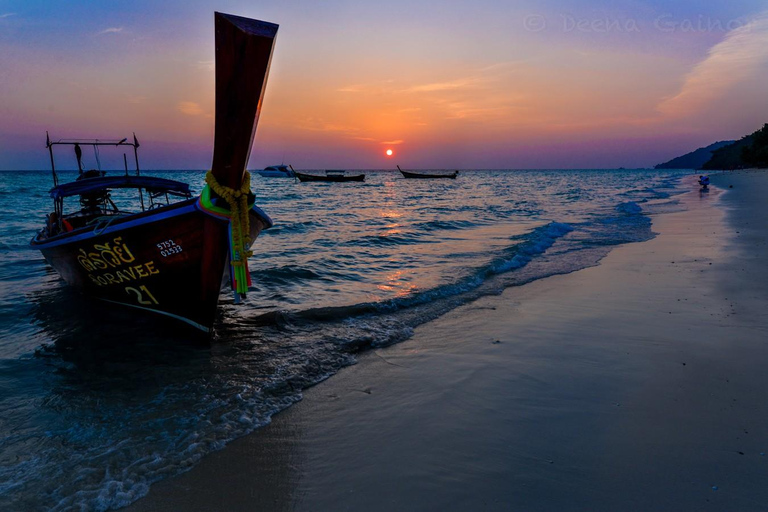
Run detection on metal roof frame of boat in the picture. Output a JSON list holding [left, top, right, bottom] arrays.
[[46, 132, 143, 188], [46, 137, 138, 148], [49, 176, 191, 200]]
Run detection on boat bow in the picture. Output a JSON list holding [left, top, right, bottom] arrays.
[[200, 13, 279, 305]]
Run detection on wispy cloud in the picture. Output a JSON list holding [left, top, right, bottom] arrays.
[[197, 60, 214, 71], [405, 77, 480, 93], [332, 63, 526, 124], [177, 101, 204, 116], [336, 62, 521, 97], [404, 62, 523, 94], [297, 118, 393, 143], [657, 12, 768, 117], [381, 140, 404, 145], [0, 13, 16, 18], [297, 118, 359, 134], [98, 27, 124, 35]]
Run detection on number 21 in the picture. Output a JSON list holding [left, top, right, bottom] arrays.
[[125, 285, 159, 305]]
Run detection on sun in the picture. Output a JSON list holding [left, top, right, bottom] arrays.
[[386, 149, 393, 157]]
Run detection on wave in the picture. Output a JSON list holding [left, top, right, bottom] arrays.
[[255, 265, 325, 286], [261, 220, 315, 236], [245, 221, 575, 329], [343, 231, 431, 248], [413, 219, 480, 231]]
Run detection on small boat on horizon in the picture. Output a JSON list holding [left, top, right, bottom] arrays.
[[256, 164, 295, 178], [295, 170, 366, 182], [30, 12, 279, 334], [397, 165, 458, 179]]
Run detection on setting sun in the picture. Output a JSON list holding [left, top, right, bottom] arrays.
[[386, 149, 393, 157]]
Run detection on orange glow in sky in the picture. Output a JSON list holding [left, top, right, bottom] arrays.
[[1, 2, 767, 170]]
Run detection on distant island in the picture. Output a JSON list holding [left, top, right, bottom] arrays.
[[656, 123, 768, 170]]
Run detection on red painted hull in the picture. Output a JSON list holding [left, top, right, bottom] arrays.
[[31, 198, 268, 333]]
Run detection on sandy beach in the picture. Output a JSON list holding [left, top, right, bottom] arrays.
[[126, 171, 768, 512]]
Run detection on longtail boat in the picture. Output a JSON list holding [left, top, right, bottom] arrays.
[[30, 13, 278, 334], [295, 171, 365, 182], [397, 165, 458, 179]]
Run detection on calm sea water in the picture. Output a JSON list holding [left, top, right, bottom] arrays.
[[0, 168, 687, 510]]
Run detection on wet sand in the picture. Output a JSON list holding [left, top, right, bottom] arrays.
[[127, 171, 768, 512]]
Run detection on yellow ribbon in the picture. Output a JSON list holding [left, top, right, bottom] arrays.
[[204, 170, 253, 294]]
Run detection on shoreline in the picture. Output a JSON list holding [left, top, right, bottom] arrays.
[[127, 171, 768, 512]]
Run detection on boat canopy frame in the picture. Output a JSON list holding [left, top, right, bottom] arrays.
[[46, 132, 143, 187], [44, 133, 192, 228]]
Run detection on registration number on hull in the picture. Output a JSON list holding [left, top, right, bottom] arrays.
[[157, 240, 183, 257]]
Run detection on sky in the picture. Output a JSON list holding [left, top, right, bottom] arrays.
[[1, 0, 767, 170]]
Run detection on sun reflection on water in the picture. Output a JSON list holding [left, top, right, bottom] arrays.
[[376, 270, 418, 298]]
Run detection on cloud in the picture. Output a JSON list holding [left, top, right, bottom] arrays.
[[404, 62, 523, 94], [405, 77, 480, 93], [657, 12, 768, 117], [178, 101, 204, 116], [395, 62, 530, 121], [0, 13, 16, 18], [98, 27, 124, 35], [336, 63, 519, 97], [381, 140, 404, 145], [296, 117, 360, 134]]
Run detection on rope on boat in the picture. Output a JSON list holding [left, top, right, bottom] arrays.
[[89, 215, 122, 235], [203, 170, 253, 297]]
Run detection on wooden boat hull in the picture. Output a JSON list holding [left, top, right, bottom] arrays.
[[295, 172, 365, 182], [399, 169, 458, 179], [31, 199, 270, 333]]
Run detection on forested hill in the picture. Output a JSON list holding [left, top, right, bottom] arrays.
[[655, 140, 734, 169], [702, 124, 768, 170]]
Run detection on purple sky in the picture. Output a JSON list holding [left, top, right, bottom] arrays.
[[1, 0, 767, 170]]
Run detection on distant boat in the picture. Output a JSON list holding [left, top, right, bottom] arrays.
[[295, 170, 365, 182], [257, 164, 294, 178], [29, 12, 278, 334], [398, 165, 458, 179]]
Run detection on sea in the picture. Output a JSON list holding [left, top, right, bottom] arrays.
[[0, 168, 689, 510]]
